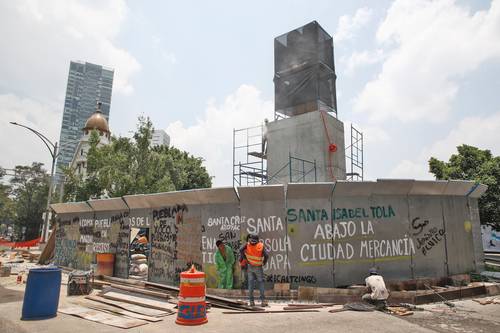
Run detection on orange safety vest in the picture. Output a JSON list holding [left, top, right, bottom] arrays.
[[245, 242, 264, 266]]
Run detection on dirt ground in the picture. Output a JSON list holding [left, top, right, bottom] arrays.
[[0, 273, 499, 333], [400, 299, 500, 333]]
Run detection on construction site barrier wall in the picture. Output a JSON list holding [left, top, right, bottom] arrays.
[[51, 180, 487, 288]]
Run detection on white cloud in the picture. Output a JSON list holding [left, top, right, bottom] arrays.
[[342, 49, 386, 75], [165, 85, 273, 187], [389, 160, 431, 179], [335, 7, 373, 43], [343, 121, 390, 145], [422, 112, 500, 160], [0, 94, 60, 171], [354, 0, 500, 123], [389, 112, 500, 178], [152, 35, 177, 64], [0, 0, 140, 97]]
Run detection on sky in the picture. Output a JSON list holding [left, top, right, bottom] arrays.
[[0, 0, 499, 187]]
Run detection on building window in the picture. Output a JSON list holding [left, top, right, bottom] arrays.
[[81, 149, 84, 156]]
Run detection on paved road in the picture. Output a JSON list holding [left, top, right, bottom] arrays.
[[1, 275, 499, 333]]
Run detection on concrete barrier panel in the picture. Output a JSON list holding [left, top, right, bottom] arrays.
[[55, 211, 94, 270], [286, 183, 334, 287], [368, 195, 412, 281], [442, 196, 474, 275], [331, 195, 377, 286], [149, 204, 181, 284], [91, 210, 130, 278], [239, 185, 288, 286], [468, 198, 485, 271], [147, 189, 203, 285], [408, 196, 446, 279]]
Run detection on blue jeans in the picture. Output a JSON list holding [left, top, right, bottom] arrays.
[[247, 265, 265, 303]]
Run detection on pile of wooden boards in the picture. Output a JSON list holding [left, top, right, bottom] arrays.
[[95, 275, 264, 311], [59, 284, 176, 329]]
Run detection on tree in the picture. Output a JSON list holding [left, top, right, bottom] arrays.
[[0, 167, 15, 236], [429, 145, 500, 228], [8, 163, 49, 240], [63, 117, 212, 201]]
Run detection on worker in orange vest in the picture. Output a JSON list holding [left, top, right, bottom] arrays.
[[239, 233, 269, 307]]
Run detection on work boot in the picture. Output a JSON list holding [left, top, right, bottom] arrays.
[[249, 301, 255, 307], [260, 301, 269, 307]]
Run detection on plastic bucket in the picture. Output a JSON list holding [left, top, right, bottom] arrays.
[[95, 253, 115, 276], [21, 267, 61, 320]]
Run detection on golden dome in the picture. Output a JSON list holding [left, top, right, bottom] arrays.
[[84, 103, 110, 133]]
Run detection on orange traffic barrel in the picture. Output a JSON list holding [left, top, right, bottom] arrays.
[[176, 265, 207, 326], [95, 253, 114, 276]]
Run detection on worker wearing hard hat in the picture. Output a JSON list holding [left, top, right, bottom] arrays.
[[239, 233, 269, 307]]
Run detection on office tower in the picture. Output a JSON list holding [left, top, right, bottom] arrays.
[[56, 61, 114, 182], [151, 129, 170, 147]]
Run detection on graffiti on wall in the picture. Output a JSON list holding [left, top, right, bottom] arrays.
[[201, 209, 242, 288], [113, 211, 130, 278], [287, 205, 415, 267], [54, 186, 478, 288], [149, 204, 187, 284], [244, 215, 291, 272]]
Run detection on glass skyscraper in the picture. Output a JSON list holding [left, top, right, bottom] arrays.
[[56, 61, 114, 183]]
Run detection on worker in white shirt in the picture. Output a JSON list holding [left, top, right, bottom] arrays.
[[362, 267, 389, 307]]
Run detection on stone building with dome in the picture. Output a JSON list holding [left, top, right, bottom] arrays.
[[70, 102, 111, 177]]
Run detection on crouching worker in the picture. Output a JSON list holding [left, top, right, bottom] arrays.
[[362, 267, 389, 308], [215, 240, 235, 289]]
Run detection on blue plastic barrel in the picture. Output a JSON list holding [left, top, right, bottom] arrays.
[[21, 267, 62, 320]]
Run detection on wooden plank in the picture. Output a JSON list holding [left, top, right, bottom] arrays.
[[283, 305, 324, 310], [146, 281, 261, 311], [38, 225, 55, 264], [58, 306, 148, 329], [101, 275, 146, 286], [99, 290, 175, 312], [105, 284, 170, 299], [83, 303, 163, 322], [222, 310, 320, 314], [85, 295, 171, 317]]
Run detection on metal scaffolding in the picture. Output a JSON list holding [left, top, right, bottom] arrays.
[[232, 124, 317, 186], [345, 124, 364, 181], [232, 125, 267, 187], [267, 154, 317, 184]]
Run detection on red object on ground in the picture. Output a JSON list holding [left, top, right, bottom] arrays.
[[176, 265, 208, 326], [328, 143, 338, 152], [0, 237, 41, 248]]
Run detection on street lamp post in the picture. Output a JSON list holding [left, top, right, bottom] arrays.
[[9, 122, 58, 243]]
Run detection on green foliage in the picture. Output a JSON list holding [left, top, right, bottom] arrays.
[[7, 163, 49, 240], [429, 145, 500, 228], [63, 117, 212, 202], [0, 168, 15, 228]]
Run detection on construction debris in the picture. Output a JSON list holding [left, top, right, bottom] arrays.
[[472, 297, 500, 305], [386, 306, 414, 316]]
